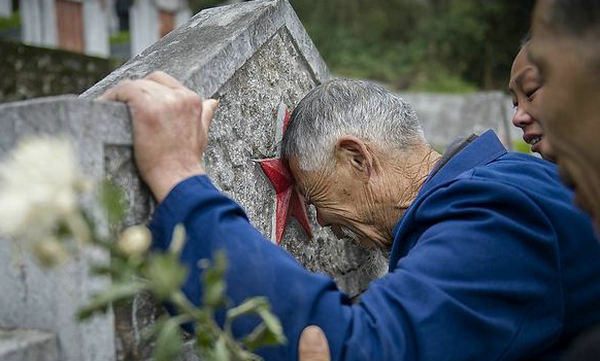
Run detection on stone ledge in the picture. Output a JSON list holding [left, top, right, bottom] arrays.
[[0, 328, 58, 361]]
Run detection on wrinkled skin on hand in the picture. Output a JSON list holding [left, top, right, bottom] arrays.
[[98, 71, 218, 202]]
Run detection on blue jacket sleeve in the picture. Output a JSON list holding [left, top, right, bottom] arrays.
[[150, 175, 563, 361]]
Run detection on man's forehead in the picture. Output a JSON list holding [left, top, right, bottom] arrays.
[[526, 40, 541, 66], [532, 0, 552, 28], [527, 21, 554, 69]]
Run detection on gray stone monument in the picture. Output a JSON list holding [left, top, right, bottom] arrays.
[[0, 329, 58, 361], [0, 96, 131, 361], [1, 1, 387, 360]]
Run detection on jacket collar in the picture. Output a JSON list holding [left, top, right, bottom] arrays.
[[388, 130, 507, 267], [421, 129, 507, 192]]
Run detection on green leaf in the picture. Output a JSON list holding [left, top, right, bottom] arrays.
[[195, 326, 215, 349], [152, 317, 184, 361], [256, 308, 285, 345], [228, 297, 286, 351], [202, 251, 228, 308], [77, 282, 146, 320], [226, 297, 270, 322], [143, 253, 188, 300], [244, 324, 279, 352], [212, 335, 231, 361]]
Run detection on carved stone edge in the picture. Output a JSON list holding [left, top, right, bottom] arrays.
[[79, 0, 330, 100]]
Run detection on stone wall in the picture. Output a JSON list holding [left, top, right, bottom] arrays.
[[0, 40, 121, 103], [0, 96, 129, 361], [398, 91, 519, 151]]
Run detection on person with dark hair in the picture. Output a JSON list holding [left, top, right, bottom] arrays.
[[99, 72, 600, 361], [509, 37, 556, 161], [528, 0, 600, 227]]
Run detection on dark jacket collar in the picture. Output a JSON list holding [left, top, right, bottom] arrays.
[[421, 129, 507, 192], [388, 130, 507, 266]]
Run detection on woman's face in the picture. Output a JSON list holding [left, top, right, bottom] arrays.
[[509, 44, 556, 161]]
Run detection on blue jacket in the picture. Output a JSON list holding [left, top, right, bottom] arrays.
[[150, 130, 600, 361]]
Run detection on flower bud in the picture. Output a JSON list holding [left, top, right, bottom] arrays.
[[118, 225, 151, 257], [32, 237, 69, 267]]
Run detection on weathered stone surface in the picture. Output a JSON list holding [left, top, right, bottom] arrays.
[[0, 328, 58, 361], [81, 0, 329, 100], [0, 96, 131, 361], [0, 40, 121, 103]]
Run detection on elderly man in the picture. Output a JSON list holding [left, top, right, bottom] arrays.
[[101, 73, 600, 361], [528, 0, 600, 227]]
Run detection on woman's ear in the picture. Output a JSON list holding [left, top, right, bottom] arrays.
[[335, 135, 373, 179]]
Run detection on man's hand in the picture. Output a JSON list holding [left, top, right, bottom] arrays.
[[98, 71, 218, 202], [299, 326, 330, 361]]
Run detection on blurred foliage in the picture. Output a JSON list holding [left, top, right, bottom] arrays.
[[513, 140, 533, 155], [186, 0, 537, 92], [0, 11, 20, 29], [0, 40, 124, 102], [188, 0, 231, 13], [109, 30, 130, 45], [286, 0, 535, 92]]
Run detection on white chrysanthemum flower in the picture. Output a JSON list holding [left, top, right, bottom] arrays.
[[0, 136, 81, 242]]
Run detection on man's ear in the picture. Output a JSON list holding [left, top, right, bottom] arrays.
[[335, 135, 373, 178]]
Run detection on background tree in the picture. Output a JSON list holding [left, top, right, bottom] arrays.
[[189, 0, 535, 92]]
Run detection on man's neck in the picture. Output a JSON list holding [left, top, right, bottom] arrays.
[[380, 145, 442, 237]]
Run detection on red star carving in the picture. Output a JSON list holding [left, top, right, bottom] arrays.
[[255, 107, 313, 245]]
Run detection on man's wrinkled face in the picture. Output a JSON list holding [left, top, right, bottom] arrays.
[[287, 158, 391, 250], [529, 0, 600, 226]]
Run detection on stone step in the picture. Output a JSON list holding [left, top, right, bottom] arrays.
[[0, 328, 58, 361]]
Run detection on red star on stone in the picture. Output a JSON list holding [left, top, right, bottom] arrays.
[[255, 107, 313, 245]]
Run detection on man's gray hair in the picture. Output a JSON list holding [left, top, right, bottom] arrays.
[[281, 78, 425, 171]]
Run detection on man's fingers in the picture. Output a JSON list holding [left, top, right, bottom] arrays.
[[200, 99, 219, 131], [97, 78, 174, 104], [298, 326, 330, 361], [97, 79, 149, 102], [97, 80, 132, 102], [145, 71, 185, 90], [98, 72, 186, 103]]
